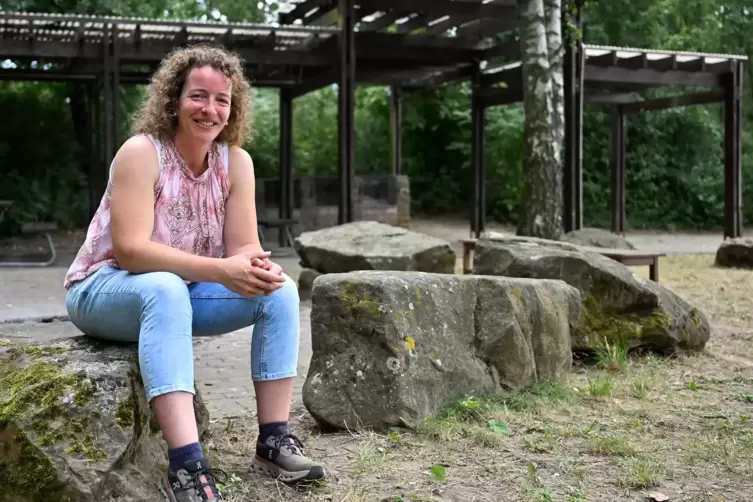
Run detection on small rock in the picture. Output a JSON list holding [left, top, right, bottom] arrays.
[[715, 237, 753, 269]]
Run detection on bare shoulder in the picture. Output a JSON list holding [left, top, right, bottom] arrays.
[[112, 135, 160, 180], [226, 145, 255, 185]]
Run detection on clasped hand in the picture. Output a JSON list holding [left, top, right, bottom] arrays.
[[221, 250, 285, 297]]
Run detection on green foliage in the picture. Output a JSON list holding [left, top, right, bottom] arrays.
[[0, 0, 751, 234]]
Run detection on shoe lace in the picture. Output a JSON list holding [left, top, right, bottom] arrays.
[[187, 467, 228, 501], [273, 431, 306, 456]]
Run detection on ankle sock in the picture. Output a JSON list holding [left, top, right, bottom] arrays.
[[168, 442, 204, 472], [259, 421, 289, 442]]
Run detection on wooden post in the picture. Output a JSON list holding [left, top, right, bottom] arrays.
[[723, 61, 743, 239], [337, 0, 356, 225]]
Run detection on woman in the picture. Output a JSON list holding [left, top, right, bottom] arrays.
[[64, 44, 324, 501]]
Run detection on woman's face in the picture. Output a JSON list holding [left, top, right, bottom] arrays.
[[177, 65, 232, 143]]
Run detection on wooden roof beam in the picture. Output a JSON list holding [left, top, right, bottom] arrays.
[[403, 63, 476, 91], [585, 64, 723, 87], [355, 0, 516, 19], [395, 13, 432, 34], [358, 11, 404, 32], [279, 0, 335, 25], [455, 17, 519, 43], [0, 37, 335, 66], [621, 90, 724, 113]]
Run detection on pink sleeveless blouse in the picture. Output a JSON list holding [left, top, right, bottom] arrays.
[[64, 135, 230, 289]]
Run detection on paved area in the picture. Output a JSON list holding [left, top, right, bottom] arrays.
[[0, 219, 729, 419], [0, 268, 69, 322]]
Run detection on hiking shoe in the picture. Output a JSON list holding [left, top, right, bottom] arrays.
[[251, 426, 326, 482], [161, 457, 227, 501]]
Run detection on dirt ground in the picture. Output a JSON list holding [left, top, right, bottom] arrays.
[[206, 254, 753, 502]]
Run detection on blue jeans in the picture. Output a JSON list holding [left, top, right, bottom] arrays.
[[65, 265, 300, 402]]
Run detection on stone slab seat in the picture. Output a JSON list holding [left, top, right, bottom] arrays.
[[460, 238, 664, 281], [0, 336, 210, 501]]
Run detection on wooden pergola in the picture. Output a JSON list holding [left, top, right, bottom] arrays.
[[0, 2, 746, 238], [478, 42, 747, 239]]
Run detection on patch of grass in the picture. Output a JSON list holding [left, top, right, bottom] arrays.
[[594, 339, 629, 372], [630, 372, 659, 399], [354, 440, 388, 475], [587, 375, 613, 397], [587, 434, 635, 456], [419, 380, 576, 446], [566, 486, 587, 502], [502, 379, 578, 412], [685, 435, 753, 477], [523, 427, 559, 453], [616, 456, 664, 489]]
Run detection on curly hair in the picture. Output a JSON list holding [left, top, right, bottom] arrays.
[[131, 44, 252, 146]]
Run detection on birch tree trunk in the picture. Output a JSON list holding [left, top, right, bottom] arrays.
[[517, 0, 564, 239], [545, 0, 565, 172]]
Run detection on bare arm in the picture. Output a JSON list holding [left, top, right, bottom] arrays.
[[109, 136, 225, 282], [223, 146, 265, 257]]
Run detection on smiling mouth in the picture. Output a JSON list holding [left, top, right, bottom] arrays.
[[194, 119, 216, 128]]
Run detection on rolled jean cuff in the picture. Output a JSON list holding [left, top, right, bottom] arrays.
[[147, 383, 196, 402], [252, 369, 297, 382]]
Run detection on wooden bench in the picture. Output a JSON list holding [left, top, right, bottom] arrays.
[[580, 246, 664, 282], [460, 238, 478, 275], [0, 220, 58, 267], [460, 238, 664, 282], [257, 217, 298, 255]]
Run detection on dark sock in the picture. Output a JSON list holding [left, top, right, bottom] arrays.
[[259, 421, 289, 442], [168, 442, 204, 472]]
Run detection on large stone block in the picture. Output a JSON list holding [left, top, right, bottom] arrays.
[[302, 271, 580, 431], [563, 227, 635, 250], [0, 337, 208, 501], [294, 221, 456, 274], [473, 233, 710, 354]]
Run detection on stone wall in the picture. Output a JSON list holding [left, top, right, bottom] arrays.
[[256, 174, 411, 243]]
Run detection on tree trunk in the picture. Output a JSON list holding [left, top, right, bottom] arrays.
[[517, 0, 564, 239], [545, 0, 564, 176]]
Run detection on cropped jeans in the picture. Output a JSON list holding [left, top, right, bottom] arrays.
[[65, 265, 300, 402]]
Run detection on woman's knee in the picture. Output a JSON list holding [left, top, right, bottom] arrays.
[[140, 271, 192, 310], [267, 273, 299, 312]]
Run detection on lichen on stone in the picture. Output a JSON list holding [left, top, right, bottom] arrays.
[[337, 281, 383, 319], [0, 426, 77, 501], [0, 341, 106, 467], [6, 345, 68, 358], [115, 395, 135, 427], [578, 294, 671, 348]]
